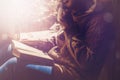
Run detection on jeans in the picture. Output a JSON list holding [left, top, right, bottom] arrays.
[[0, 43, 13, 65], [0, 57, 17, 73], [0, 41, 53, 80], [0, 57, 53, 74]]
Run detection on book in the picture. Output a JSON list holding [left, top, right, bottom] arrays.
[[12, 40, 54, 66]]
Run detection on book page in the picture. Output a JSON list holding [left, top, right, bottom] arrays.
[[12, 40, 53, 60]]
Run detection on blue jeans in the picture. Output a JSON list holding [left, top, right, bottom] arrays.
[[0, 43, 14, 66], [0, 42, 53, 80], [0, 57, 53, 75], [0, 57, 17, 73], [0, 41, 53, 74]]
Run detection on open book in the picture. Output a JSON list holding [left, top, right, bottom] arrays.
[[12, 40, 53, 66]]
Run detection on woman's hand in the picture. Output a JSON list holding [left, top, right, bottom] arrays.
[[48, 46, 60, 59]]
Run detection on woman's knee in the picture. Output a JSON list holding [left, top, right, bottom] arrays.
[[0, 57, 17, 73]]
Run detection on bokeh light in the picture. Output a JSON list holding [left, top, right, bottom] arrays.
[[0, 0, 55, 33]]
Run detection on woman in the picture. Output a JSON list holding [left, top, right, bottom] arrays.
[[0, 0, 115, 80]]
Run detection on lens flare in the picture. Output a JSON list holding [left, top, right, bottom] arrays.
[[0, 0, 51, 33]]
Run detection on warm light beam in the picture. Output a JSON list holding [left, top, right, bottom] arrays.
[[0, 0, 50, 33]]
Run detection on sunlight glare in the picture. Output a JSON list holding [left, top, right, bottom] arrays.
[[0, 0, 50, 33]]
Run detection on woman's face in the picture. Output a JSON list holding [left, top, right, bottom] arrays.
[[63, 0, 78, 9]]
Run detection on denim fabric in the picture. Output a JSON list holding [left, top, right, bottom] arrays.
[[0, 57, 52, 75], [0, 57, 17, 73], [26, 64, 52, 75]]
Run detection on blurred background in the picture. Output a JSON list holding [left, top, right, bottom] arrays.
[[0, 0, 57, 34], [112, 0, 120, 80]]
